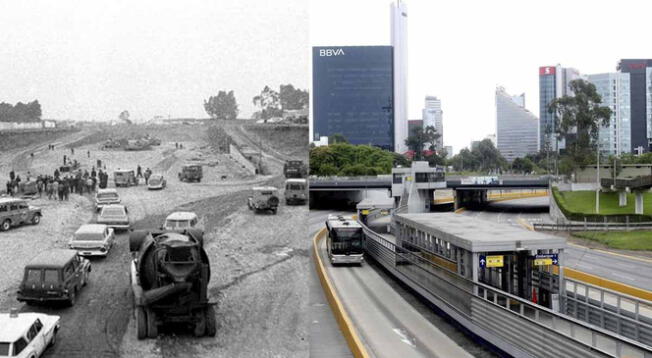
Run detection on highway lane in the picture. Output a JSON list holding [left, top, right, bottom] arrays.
[[460, 197, 652, 291], [310, 210, 495, 358]]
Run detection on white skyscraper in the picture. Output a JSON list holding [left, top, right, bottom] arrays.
[[496, 87, 539, 162], [587, 73, 631, 156], [422, 96, 443, 152], [391, 0, 408, 153]]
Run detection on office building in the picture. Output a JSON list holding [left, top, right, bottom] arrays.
[[444, 145, 453, 158], [422, 96, 444, 152], [586, 73, 631, 156], [496, 87, 538, 161], [539, 65, 581, 152], [407, 119, 423, 136], [391, 0, 408, 153], [617, 59, 652, 153], [311, 46, 394, 150]]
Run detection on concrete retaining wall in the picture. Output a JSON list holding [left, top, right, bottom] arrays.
[[229, 144, 257, 175]]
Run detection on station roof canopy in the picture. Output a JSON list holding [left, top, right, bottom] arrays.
[[395, 213, 566, 253], [356, 197, 394, 210]]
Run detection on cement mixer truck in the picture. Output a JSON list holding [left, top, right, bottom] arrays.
[[129, 228, 216, 339]]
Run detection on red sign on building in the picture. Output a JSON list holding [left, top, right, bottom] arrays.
[[539, 66, 556, 75], [628, 63, 646, 70]]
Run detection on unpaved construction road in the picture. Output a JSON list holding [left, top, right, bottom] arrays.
[[0, 122, 309, 358]]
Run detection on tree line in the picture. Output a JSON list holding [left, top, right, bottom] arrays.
[[203, 84, 308, 121], [0, 100, 42, 122]]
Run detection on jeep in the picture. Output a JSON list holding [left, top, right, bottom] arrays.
[[0, 198, 42, 231], [247, 186, 280, 214]]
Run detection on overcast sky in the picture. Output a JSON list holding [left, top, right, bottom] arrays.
[[310, 0, 652, 154], [0, 0, 308, 122]]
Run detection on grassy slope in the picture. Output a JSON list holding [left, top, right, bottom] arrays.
[[572, 231, 652, 251], [555, 190, 652, 215]]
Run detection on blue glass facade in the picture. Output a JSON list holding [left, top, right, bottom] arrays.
[[312, 46, 394, 150]]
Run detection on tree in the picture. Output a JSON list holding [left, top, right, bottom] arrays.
[[0, 100, 42, 122], [253, 86, 283, 120], [512, 157, 535, 174], [404, 125, 440, 160], [548, 79, 612, 173], [309, 143, 395, 176], [204, 90, 239, 120], [328, 133, 348, 144], [474, 139, 506, 172], [118, 110, 132, 124], [279, 84, 309, 110]]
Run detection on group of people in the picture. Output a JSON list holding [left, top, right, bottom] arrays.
[[6, 164, 112, 200], [136, 165, 153, 184]]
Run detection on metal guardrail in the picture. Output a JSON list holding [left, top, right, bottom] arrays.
[[534, 222, 652, 231], [602, 176, 652, 190], [359, 209, 652, 358]]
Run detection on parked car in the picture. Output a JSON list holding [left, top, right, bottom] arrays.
[[69, 224, 115, 257], [0, 198, 42, 232], [284, 178, 307, 205], [247, 186, 279, 214], [97, 205, 130, 230], [0, 309, 60, 357], [178, 164, 203, 182], [162, 212, 200, 231], [147, 174, 166, 190], [114, 169, 137, 187], [94, 188, 121, 211], [17, 249, 91, 306]]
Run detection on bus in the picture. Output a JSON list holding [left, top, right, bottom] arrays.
[[325, 215, 364, 265]]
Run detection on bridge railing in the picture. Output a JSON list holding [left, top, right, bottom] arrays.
[[358, 213, 652, 358]]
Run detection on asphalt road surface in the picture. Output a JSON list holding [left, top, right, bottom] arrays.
[[310, 210, 497, 358]]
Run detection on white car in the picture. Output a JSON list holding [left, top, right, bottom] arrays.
[[94, 189, 120, 211], [147, 174, 167, 190], [69, 224, 115, 257], [0, 309, 59, 358], [97, 205, 130, 230], [163, 212, 200, 231]]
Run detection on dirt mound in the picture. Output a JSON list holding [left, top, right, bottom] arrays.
[[242, 124, 308, 159], [0, 129, 77, 151], [65, 123, 212, 148]]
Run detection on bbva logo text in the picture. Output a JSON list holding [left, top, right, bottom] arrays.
[[319, 48, 345, 57]]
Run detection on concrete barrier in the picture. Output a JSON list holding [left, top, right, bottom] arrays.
[[228, 144, 257, 175], [312, 228, 369, 358]]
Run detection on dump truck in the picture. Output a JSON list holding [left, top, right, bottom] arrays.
[[178, 164, 203, 182], [129, 229, 216, 339], [283, 160, 307, 178]]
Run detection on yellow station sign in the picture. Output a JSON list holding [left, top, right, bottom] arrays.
[[486, 255, 504, 268], [534, 258, 553, 266]]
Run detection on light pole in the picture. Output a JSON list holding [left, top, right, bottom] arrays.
[[596, 145, 600, 214]]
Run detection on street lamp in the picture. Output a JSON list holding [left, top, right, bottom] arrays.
[[596, 144, 600, 214]]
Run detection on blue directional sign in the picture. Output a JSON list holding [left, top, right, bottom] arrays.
[[479, 255, 486, 268]]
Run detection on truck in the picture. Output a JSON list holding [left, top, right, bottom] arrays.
[[247, 186, 280, 214], [178, 164, 203, 182], [283, 160, 307, 178], [125, 139, 151, 151], [129, 229, 216, 339]]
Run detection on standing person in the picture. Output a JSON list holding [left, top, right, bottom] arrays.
[[137, 165, 142, 178], [87, 150, 90, 158], [9, 170, 15, 182], [14, 175, 21, 194], [63, 155, 67, 165], [71, 147, 74, 155], [52, 180, 59, 201], [63, 179, 70, 201], [86, 176, 93, 194], [37, 176, 43, 197], [58, 179, 64, 201], [91, 167, 97, 179], [91, 176, 97, 192], [144, 168, 151, 185], [46, 179, 53, 200], [6, 180, 12, 196]]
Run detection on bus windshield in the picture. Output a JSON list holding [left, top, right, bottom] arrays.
[[331, 228, 363, 254]]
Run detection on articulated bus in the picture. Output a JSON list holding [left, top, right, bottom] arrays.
[[325, 215, 364, 265]]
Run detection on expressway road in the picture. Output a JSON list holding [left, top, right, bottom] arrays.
[[461, 197, 652, 291], [310, 210, 496, 358]]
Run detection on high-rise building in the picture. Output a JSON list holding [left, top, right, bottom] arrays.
[[422, 96, 443, 152], [407, 119, 423, 137], [391, 0, 408, 153], [539, 65, 581, 152], [617, 59, 652, 153], [496, 87, 538, 161], [586, 73, 631, 156], [444, 145, 453, 159], [311, 46, 394, 150]]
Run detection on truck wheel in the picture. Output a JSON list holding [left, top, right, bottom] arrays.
[[136, 307, 147, 339], [193, 313, 206, 337], [1, 219, 10, 231], [31, 214, 41, 225], [205, 306, 217, 337], [146, 309, 158, 338]]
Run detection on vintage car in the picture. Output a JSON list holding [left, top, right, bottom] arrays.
[[284, 178, 307, 205], [247, 186, 279, 214], [0, 310, 60, 358], [178, 164, 203, 182], [97, 205, 130, 230], [147, 174, 166, 190], [124, 139, 151, 151], [69, 224, 115, 257], [162, 211, 200, 231], [94, 188, 121, 211], [0, 198, 42, 232], [114, 169, 137, 187], [17, 249, 91, 306]]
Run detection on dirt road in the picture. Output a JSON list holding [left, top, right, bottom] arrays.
[[0, 123, 310, 358]]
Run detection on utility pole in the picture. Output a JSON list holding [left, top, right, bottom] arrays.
[[596, 147, 600, 214]]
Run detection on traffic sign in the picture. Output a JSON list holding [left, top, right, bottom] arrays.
[[480, 255, 504, 268], [533, 253, 558, 266]]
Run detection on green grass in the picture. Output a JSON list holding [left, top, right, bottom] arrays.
[[554, 190, 652, 215], [572, 231, 652, 251]]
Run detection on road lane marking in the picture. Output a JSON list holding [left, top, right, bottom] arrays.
[[568, 243, 652, 264], [392, 328, 416, 348]]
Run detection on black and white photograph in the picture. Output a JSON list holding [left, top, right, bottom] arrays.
[[0, 1, 308, 357]]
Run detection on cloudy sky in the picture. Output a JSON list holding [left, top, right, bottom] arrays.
[[0, 0, 308, 122], [311, 0, 652, 154]]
